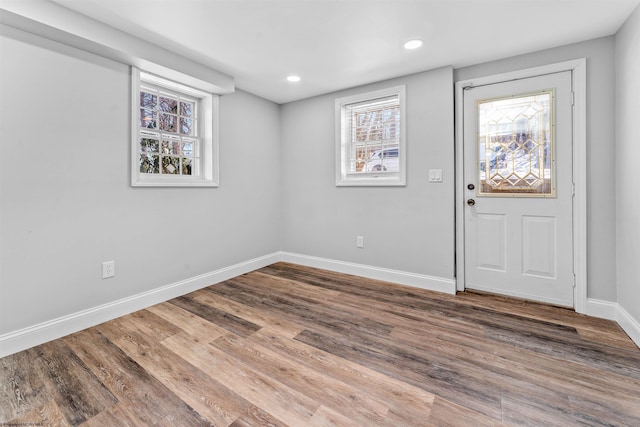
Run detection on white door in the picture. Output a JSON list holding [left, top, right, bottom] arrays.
[[463, 71, 574, 307]]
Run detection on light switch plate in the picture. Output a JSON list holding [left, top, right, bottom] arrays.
[[429, 169, 443, 182]]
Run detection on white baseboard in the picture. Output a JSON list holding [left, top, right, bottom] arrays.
[[0, 251, 454, 358], [0, 252, 280, 358], [585, 298, 640, 348], [584, 298, 618, 320], [279, 252, 457, 295], [4, 251, 636, 357], [616, 305, 640, 348]]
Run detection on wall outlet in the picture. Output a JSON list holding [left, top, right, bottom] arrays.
[[356, 236, 364, 248], [102, 261, 115, 279]]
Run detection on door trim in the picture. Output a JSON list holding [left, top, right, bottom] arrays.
[[454, 59, 587, 313]]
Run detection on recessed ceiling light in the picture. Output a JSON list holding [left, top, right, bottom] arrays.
[[404, 39, 423, 50], [287, 75, 301, 83]]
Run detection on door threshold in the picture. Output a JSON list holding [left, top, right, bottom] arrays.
[[457, 288, 576, 311]]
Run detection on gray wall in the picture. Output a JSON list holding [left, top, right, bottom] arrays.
[[0, 31, 281, 335], [455, 37, 617, 302], [280, 67, 455, 279], [3, 20, 638, 344], [615, 6, 640, 322]]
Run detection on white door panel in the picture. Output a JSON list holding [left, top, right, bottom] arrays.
[[522, 215, 556, 278], [475, 213, 506, 272], [463, 71, 573, 307]]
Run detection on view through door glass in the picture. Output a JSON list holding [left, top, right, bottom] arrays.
[[477, 91, 554, 196]]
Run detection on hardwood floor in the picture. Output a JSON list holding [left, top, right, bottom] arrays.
[[1, 262, 639, 426]]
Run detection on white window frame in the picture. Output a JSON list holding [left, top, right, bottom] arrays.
[[335, 85, 406, 186], [131, 67, 219, 187]]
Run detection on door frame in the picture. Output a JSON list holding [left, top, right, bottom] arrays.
[[454, 59, 587, 313]]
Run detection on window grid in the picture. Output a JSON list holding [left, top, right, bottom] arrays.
[[138, 83, 200, 177]]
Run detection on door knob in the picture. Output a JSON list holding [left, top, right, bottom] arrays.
[[467, 199, 476, 206]]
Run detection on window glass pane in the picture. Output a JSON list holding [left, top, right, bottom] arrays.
[[180, 101, 193, 117], [162, 156, 180, 174], [383, 107, 400, 139], [364, 147, 399, 172], [159, 96, 177, 113], [182, 142, 193, 157], [140, 154, 159, 174], [182, 158, 192, 175], [159, 113, 177, 132], [140, 137, 159, 153], [478, 92, 553, 196], [183, 138, 199, 157], [140, 91, 157, 109], [354, 106, 399, 142], [140, 109, 157, 129], [180, 117, 193, 135], [162, 136, 180, 155]]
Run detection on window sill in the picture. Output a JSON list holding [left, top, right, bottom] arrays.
[[132, 174, 219, 188], [336, 173, 406, 187]]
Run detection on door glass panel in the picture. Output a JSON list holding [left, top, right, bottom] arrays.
[[477, 91, 554, 197]]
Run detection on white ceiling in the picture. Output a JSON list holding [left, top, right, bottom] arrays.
[[51, 0, 640, 104]]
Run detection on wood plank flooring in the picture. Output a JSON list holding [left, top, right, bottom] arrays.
[[1, 262, 639, 426]]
